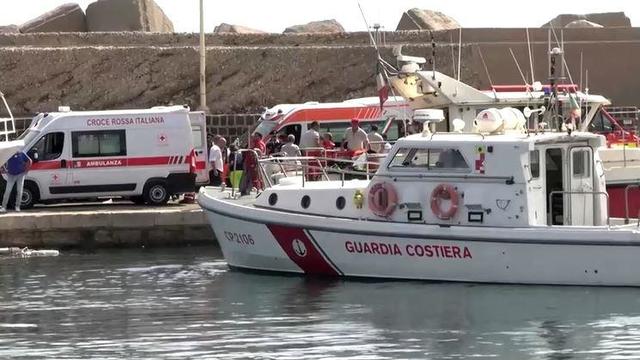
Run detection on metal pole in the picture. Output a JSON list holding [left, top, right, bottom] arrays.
[[198, 0, 209, 112]]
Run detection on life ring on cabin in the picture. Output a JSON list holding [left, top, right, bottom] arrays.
[[430, 183, 459, 220], [368, 182, 398, 217]]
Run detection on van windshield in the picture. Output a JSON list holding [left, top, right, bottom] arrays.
[[253, 121, 277, 137], [17, 129, 41, 146]]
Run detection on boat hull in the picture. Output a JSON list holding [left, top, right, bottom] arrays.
[[199, 191, 640, 286]]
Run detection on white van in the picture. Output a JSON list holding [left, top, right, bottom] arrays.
[[253, 96, 413, 147], [5, 105, 200, 208]]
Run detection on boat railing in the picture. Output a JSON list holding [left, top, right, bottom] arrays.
[[548, 190, 610, 226], [258, 153, 381, 188], [0, 91, 16, 141]]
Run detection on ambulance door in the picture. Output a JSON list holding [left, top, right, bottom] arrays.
[[26, 131, 69, 199], [69, 129, 131, 196], [568, 146, 594, 225], [189, 112, 209, 185]]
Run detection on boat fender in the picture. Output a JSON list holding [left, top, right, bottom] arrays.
[[431, 184, 459, 220], [353, 189, 364, 209], [368, 182, 398, 217]]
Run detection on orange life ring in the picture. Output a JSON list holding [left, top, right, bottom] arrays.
[[368, 182, 398, 217], [430, 183, 459, 220]]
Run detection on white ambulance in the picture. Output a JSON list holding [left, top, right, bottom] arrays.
[[253, 96, 413, 146], [7, 105, 204, 208]]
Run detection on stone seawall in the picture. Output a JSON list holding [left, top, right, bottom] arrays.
[[1, 28, 640, 118]]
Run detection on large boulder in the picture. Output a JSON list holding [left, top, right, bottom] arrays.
[[0, 25, 19, 34], [19, 3, 87, 33], [86, 0, 174, 32], [565, 20, 604, 28], [396, 8, 460, 31], [283, 19, 344, 34], [214, 23, 265, 34], [542, 12, 630, 28]]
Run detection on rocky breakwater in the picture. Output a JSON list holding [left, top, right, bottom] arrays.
[[0, 10, 639, 123]]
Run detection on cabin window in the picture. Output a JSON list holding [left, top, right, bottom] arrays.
[[529, 150, 540, 178], [30, 132, 64, 161], [72, 130, 126, 158], [588, 112, 613, 133], [572, 150, 590, 177], [388, 147, 469, 171]]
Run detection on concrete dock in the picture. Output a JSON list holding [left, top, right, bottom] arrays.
[[0, 202, 214, 249]]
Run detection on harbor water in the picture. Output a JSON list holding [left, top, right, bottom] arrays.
[[1, 246, 640, 359]]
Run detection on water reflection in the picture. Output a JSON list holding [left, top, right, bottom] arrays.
[[1, 247, 640, 359]]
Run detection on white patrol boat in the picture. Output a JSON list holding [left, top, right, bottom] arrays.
[[199, 106, 640, 286]]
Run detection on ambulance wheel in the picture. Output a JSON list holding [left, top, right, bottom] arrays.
[[20, 182, 39, 209], [143, 181, 169, 205]]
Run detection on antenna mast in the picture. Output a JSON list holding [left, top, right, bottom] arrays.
[[526, 28, 534, 84], [457, 28, 462, 81], [430, 31, 436, 80]]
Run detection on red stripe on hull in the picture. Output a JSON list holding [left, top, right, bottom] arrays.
[[267, 224, 338, 275]]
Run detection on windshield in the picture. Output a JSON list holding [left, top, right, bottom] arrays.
[[17, 128, 41, 146], [253, 120, 278, 137]]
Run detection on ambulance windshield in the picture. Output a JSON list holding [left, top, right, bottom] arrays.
[[17, 128, 41, 147], [253, 120, 277, 137]]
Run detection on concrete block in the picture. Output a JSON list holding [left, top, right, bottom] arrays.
[[0, 25, 19, 34], [114, 230, 143, 246], [40, 230, 87, 248], [146, 227, 181, 246], [183, 226, 215, 245], [214, 23, 265, 34], [108, 211, 156, 228], [284, 19, 344, 34], [51, 212, 112, 229], [20, 3, 87, 33], [86, 0, 174, 33]]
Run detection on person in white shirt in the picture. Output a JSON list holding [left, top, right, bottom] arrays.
[[281, 134, 301, 157], [367, 124, 384, 153], [209, 135, 224, 186], [300, 121, 321, 150], [343, 118, 369, 152]]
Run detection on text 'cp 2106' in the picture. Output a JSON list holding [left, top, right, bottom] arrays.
[[345, 241, 472, 259]]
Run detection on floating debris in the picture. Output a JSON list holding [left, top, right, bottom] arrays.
[[0, 247, 60, 257]]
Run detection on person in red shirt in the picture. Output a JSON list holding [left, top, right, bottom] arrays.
[[321, 132, 335, 150], [252, 132, 266, 156]]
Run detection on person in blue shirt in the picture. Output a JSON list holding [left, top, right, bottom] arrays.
[[1, 151, 33, 212]]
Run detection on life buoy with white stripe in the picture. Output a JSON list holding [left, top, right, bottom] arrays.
[[368, 182, 398, 217], [430, 183, 459, 220]]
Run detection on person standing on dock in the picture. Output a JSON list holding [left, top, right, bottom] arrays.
[[1, 150, 33, 212], [209, 135, 224, 186]]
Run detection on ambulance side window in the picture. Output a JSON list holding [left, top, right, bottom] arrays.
[[318, 122, 350, 146], [72, 130, 126, 158], [30, 132, 64, 161]]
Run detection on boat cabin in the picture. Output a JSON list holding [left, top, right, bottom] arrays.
[[255, 110, 609, 228]]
